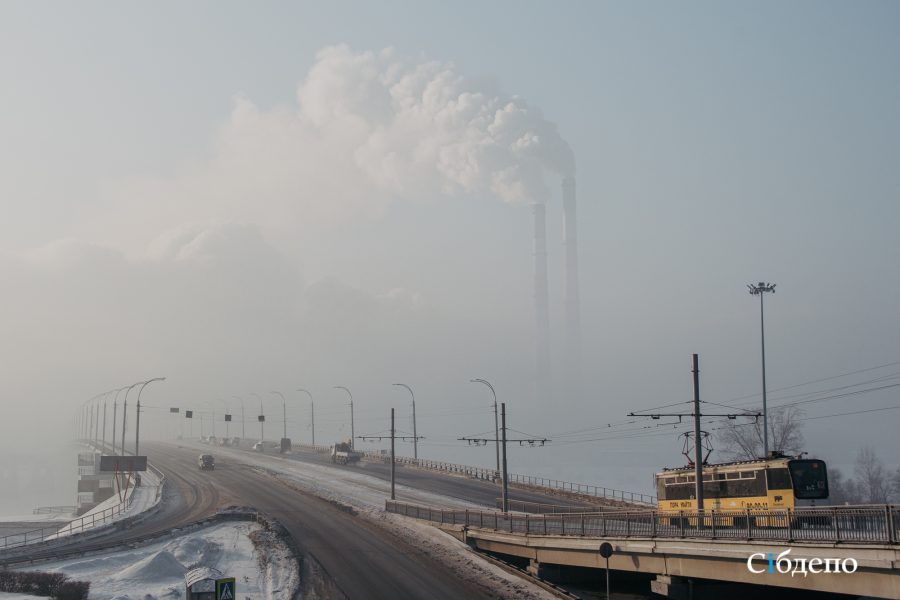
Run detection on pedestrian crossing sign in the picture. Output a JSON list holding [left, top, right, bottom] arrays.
[[216, 578, 235, 600]]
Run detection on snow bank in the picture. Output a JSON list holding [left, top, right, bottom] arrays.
[[51, 469, 162, 540], [20, 521, 299, 600]]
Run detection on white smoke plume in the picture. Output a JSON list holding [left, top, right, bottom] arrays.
[[108, 46, 570, 234], [293, 45, 574, 204]]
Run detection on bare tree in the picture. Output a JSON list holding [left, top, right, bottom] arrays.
[[717, 406, 805, 461], [894, 466, 900, 500], [827, 468, 862, 505], [854, 446, 891, 504]]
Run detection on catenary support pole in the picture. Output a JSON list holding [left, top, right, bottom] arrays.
[[501, 402, 509, 513], [693, 354, 704, 512], [391, 408, 396, 501]]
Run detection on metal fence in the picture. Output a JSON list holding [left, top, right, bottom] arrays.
[[502, 499, 628, 515], [2, 497, 132, 550], [390, 456, 499, 481], [382, 454, 655, 505], [386, 500, 900, 545], [506, 473, 657, 506]]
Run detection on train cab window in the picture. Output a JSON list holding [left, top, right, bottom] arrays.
[[766, 468, 792, 491], [788, 459, 829, 499]]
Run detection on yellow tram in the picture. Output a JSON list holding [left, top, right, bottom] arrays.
[[655, 456, 829, 524]]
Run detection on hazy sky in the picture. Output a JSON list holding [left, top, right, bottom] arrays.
[[1, 1, 899, 510]]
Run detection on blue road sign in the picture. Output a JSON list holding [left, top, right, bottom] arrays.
[[216, 578, 235, 600]]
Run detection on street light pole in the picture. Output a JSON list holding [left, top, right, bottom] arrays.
[[297, 389, 313, 446], [748, 282, 776, 458], [271, 391, 288, 447], [220, 399, 230, 439], [250, 392, 264, 443], [121, 381, 142, 455], [135, 377, 165, 457], [393, 384, 417, 461], [92, 396, 100, 445], [471, 379, 499, 474], [334, 386, 354, 449], [232, 396, 245, 440]]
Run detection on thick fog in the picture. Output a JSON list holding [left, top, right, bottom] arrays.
[[1, 3, 899, 513]]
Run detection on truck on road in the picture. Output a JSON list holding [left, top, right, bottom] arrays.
[[331, 441, 362, 465]]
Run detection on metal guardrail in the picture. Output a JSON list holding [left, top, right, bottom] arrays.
[[289, 441, 656, 506], [383, 454, 655, 505], [388, 456, 499, 481], [506, 473, 656, 506], [502, 499, 625, 515], [386, 500, 900, 545], [2, 498, 132, 550]]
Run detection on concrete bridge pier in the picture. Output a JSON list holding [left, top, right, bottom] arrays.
[[526, 560, 596, 584], [651, 575, 692, 599]]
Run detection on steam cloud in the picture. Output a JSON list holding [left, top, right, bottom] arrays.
[[303, 45, 574, 202], [226, 45, 573, 210]]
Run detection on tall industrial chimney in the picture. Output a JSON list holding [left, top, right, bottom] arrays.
[[533, 203, 551, 401], [562, 177, 581, 390]]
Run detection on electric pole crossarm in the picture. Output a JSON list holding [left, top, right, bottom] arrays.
[[628, 412, 761, 418], [458, 437, 549, 444]]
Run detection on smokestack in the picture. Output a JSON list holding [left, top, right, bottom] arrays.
[[562, 177, 581, 390], [533, 203, 551, 401]]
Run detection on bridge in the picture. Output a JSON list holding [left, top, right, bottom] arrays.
[[6, 440, 899, 599], [387, 500, 900, 598]]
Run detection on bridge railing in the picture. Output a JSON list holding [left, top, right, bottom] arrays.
[[362, 452, 656, 505], [386, 500, 900, 545], [505, 473, 657, 506]]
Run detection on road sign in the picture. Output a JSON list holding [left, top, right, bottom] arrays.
[[225, 414, 232, 421], [185, 410, 193, 418], [258, 415, 265, 422], [599, 542, 614, 599], [216, 577, 235, 600], [99, 455, 148, 472]]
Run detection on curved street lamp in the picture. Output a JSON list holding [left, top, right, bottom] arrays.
[[120, 381, 143, 455], [297, 389, 313, 446], [333, 386, 354, 449], [393, 383, 417, 461], [471, 378, 499, 473], [135, 377, 166, 456], [110, 386, 128, 453]]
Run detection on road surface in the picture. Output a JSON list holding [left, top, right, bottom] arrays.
[[146, 442, 497, 600]]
